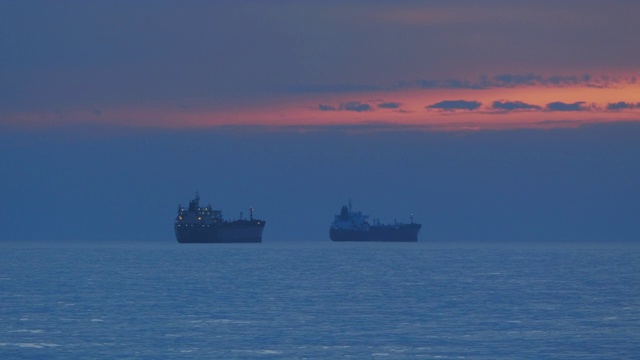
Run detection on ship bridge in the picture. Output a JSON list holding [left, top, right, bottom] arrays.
[[331, 201, 370, 231]]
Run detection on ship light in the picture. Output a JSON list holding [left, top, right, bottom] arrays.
[[178, 216, 183, 220], [198, 217, 202, 221]]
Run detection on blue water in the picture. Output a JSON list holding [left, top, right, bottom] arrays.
[[1, 242, 638, 359]]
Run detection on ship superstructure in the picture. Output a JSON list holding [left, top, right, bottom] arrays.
[[329, 201, 421, 242], [174, 193, 265, 243]]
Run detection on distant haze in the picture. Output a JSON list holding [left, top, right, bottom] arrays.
[[1, 123, 638, 243]]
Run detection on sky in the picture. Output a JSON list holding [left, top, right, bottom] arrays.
[[1, 1, 639, 242]]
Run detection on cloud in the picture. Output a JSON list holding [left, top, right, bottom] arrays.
[[318, 101, 373, 112], [493, 74, 584, 87], [401, 73, 623, 90], [492, 100, 541, 111], [296, 74, 637, 95], [546, 75, 580, 86], [318, 104, 337, 111], [411, 79, 484, 90], [342, 101, 373, 112], [378, 102, 401, 109], [325, 98, 638, 115], [493, 74, 543, 87], [289, 84, 380, 93], [606, 101, 640, 110], [546, 101, 589, 111], [426, 100, 482, 111]]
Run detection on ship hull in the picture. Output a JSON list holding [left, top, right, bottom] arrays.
[[175, 221, 265, 243], [330, 224, 421, 242]]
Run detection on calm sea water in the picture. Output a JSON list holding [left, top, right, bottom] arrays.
[[1, 241, 638, 359]]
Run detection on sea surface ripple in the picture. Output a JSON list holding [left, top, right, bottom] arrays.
[[1, 241, 639, 359]]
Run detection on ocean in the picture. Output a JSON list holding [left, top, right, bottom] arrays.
[[1, 241, 638, 359]]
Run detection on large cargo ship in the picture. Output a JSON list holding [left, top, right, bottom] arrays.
[[174, 193, 265, 243], [330, 201, 421, 242]]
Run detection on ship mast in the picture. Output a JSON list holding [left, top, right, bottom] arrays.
[[188, 191, 200, 212]]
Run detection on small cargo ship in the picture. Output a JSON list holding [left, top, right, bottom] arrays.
[[175, 193, 265, 243], [330, 201, 421, 242]]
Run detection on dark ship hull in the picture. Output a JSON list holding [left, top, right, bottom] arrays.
[[175, 220, 265, 243], [175, 193, 265, 243], [330, 223, 421, 242]]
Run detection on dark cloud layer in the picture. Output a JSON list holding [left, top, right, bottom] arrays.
[[318, 104, 338, 111], [343, 102, 373, 112], [318, 101, 372, 112], [321, 98, 640, 114], [493, 74, 593, 87], [427, 100, 482, 111], [399, 74, 634, 91], [292, 73, 637, 95], [492, 101, 541, 111], [546, 102, 589, 112], [607, 101, 640, 110], [378, 102, 402, 109], [493, 100, 640, 113], [411, 79, 484, 90], [289, 84, 380, 93]]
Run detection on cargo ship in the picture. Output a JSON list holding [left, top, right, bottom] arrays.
[[330, 201, 421, 242], [174, 193, 265, 243]]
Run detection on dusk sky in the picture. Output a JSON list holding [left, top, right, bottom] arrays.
[[1, 1, 638, 242]]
